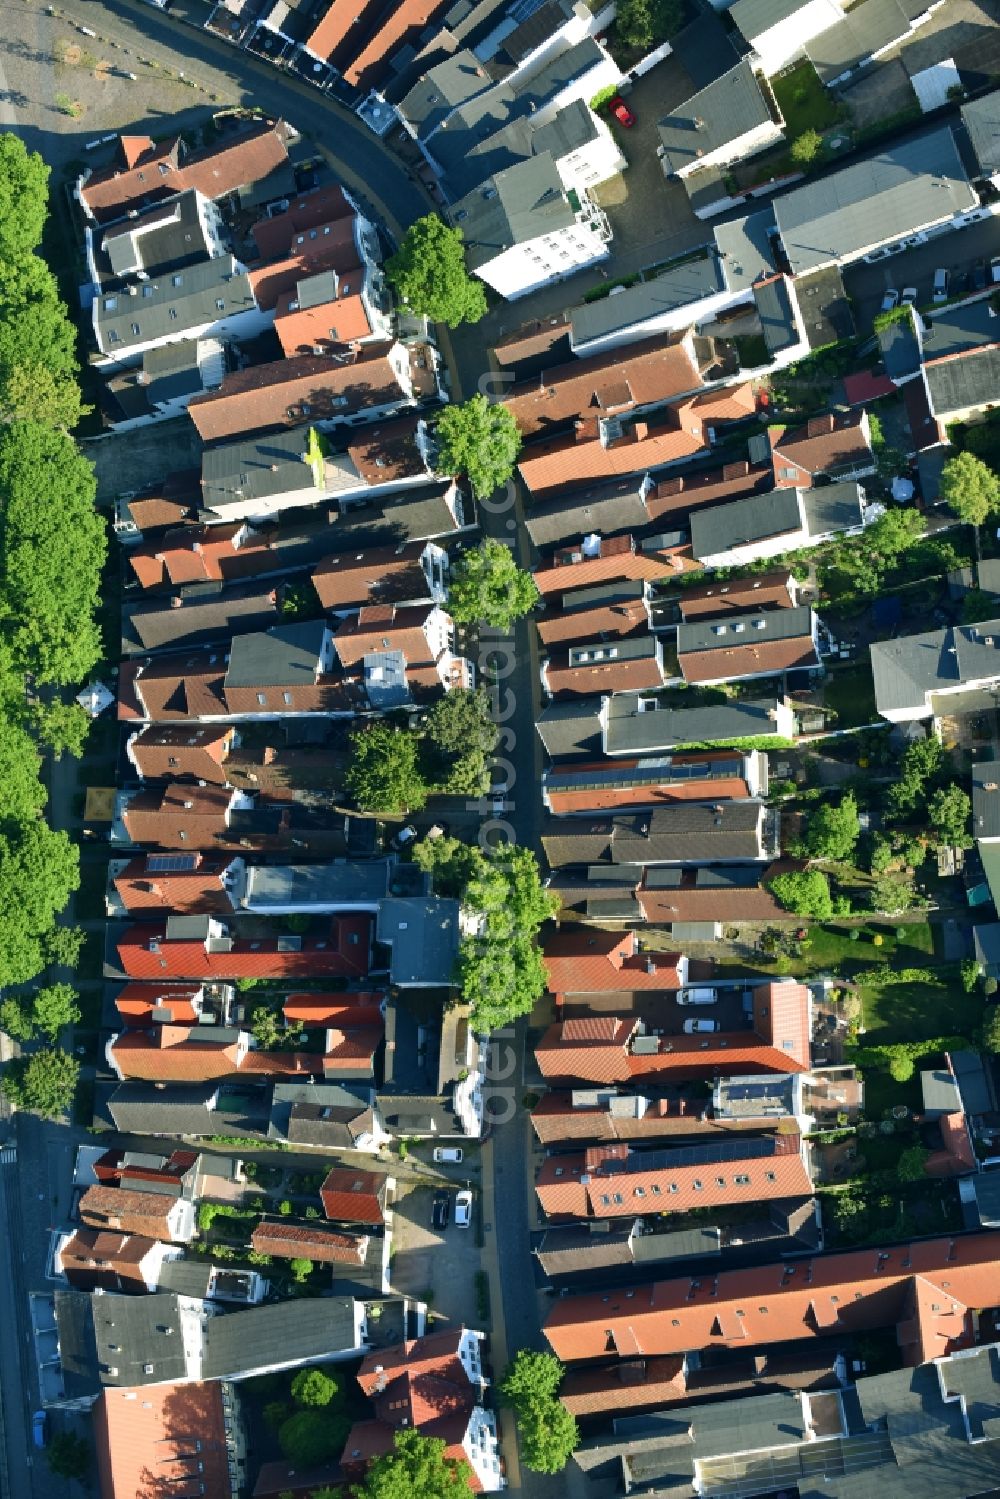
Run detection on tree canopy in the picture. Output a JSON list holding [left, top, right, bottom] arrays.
[[982, 1007, 1000, 1053], [939, 450, 1000, 526], [0, 422, 107, 686], [0, 820, 78, 986], [885, 735, 944, 820], [799, 792, 860, 863], [434, 397, 521, 499], [460, 845, 559, 1031], [614, 0, 684, 48], [928, 783, 972, 848], [870, 871, 919, 915], [347, 721, 429, 814], [386, 215, 486, 328], [278, 1408, 350, 1467], [769, 869, 833, 920], [790, 129, 822, 165], [353, 1431, 475, 1499], [0, 258, 84, 429], [45, 1430, 91, 1482], [0, 1046, 79, 1118], [0, 983, 80, 1042], [501, 1351, 578, 1474], [0, 135, 49, 260], [447, 539, 539, 629]]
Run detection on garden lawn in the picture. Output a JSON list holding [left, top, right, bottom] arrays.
[[771, 62, 840, 138], [820, 663, 878, 728], [858, 973, 983, 1044]]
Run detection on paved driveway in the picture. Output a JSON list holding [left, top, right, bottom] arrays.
[[843, 210, 1000, 331], [390, 1182, 483, 1332]]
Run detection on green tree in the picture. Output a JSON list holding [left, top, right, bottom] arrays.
[[961, 957, 981, 993], [0, 257, 83, 430], [0, 718, 45, 820], [865, 505, 924, 563], [424, 688, 498, 757], [982, 1007, 1000, 1053], [0, 422, 107, 686], [30, 984, 81, 1040], [290, 1257, 313, 1283], [939, 450, 1000, 526], [768, 869, 833, 920], [29, 699, 92, 757], [434, 397, 521, 499], [441, 749, 490, 797], [889, 1051, 915, 1082], [459, 846, 558, 1031], [790, 129, 822, 165], [278, 1408, 351, 1467], [0, 820, 79, 986], [614, 0, 683, 47], [885, 736, 943, 820], [897, 1145, 930, 1180], [870, 872, 918, 915], [251, 1006, 285, 1052], [0, 1046, 79, 1118], [413, 835, 487, 898], [347, 721, 429, 814], [386, 214, 486, 328], [353, 1431, 474, 1499], [291, 1367, 339, 1407], [45, 923, 86, 969], [928, 783, 972, 848], [447, 539, 539, 629], [264, 1400, 290, 1431], [0, 135, 50, 258], [867, 834, 893, 875], [801, 792, 860, 862], [45, 1430, 91, 1483], [501, 1351, 578, 1474], [0, 998, 34, 1041]]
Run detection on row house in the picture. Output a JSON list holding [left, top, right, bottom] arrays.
[[108, 852, 246, 915], [534, 692, 794, 763], [541, 633, 666, 699], [529, 1088, 796, 1147], [871, 618, 1000, 723], [546, 861, 798, 932], [676, 605, 822, 687], [540, 800, 779, 868], [105, 1020, 382, 1085], [517, 384, 758, 498], [691, 482, 866, 569], [115, 912, 373, 981], [54, 1227, 184, 1297], [543, 1230, 1000, 1364], [533, 532, 691, 597], [112, 781, 358, 857], [76, 122, 294, 226], [112, 981, 237, 1029], [534, 1132, 813, 1221], [332, 603, 472, 700], [536, 580, 652, 649], [92, 255, 270, 371], [535, 980, 811, 1083], [76, 1183, 198, 1244], [313, 538, 449, 613], [540, 748, 768, 815]]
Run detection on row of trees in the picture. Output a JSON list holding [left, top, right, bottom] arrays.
[[0, 136, 107, 1123], [416, 836, 558, 1031]]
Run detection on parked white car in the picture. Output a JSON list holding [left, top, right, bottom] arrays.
[[677, 988, 717, 1005], [433, 1147, 463, 1163], [455, 1190, 472, 1228], [683, 1018, 719, 1034]]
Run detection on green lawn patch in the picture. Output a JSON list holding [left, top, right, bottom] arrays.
[[771, 62, 840, 138], [821, 663, 878, 729], [858, 973, 982, 1044]]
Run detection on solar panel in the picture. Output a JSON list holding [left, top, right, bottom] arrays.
[[147, 853, 199, 872]]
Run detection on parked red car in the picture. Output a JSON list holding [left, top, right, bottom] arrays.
[[608, 95, 635, 127]]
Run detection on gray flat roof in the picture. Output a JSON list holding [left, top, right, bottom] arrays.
[[245, 860, 392, 907], [973, 759, 1000, 839], [201, 425, 314, 510], [800, 480, 864, 538], [570, 255, 725, 346], [658, 61, 774, 176], [536, 697, 605, 759], [398, 49, 494, 139], [773, 127, 976, 276], [714, 210, 779, 293], [919, 298, 998, 359], [754, 275, 799, 355], [926, 346, 1000, 419], [963, 89, 1000, 175], [677, 603, 814, 655], [375, 896, 460, 986], [606, 695, 789, 753], [730, 0, 814, 41], [691, 486, 800, 559]]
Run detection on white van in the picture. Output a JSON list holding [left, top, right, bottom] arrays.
[[678, 988, 717, 1005]]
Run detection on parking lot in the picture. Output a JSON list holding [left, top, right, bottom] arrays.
[[843, 207, 1000, 329], [389, 1176, 484, 1332]]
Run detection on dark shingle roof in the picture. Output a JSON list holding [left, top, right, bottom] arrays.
[[571, 256, 726, 347], [541, 801, 766, 866], [536, 697, 605, 760], [657, 62, 774, 176], [96, 256, 256, 354], [606, 695, 790, 754], [754, 276, 799, 355], [201, 1298, 361, 1378], [691, 487, 800, 559], [677, 604, 814, 655], [963, 90, 1000, 175], [224, 620, 327, 688], [925, 347, 1000, 420], [973, 760, 1000, 840], [526, 476, 651, 550], [452, 154, 574, 268]]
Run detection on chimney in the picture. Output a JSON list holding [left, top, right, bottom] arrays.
[[262, 746, 277, 766], [171, 596, 183, 609]]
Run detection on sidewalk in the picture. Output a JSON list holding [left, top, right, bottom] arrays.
[[481, 1135, 522, 1493]]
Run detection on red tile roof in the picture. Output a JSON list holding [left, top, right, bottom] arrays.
[[251, 184, 353, 260], [247, 220, 360, 309], [127, 725, 236, 784], [320, 1166, 388, 1225], [251, 1219, 370, 1264], [534, 533, 691, 597], [313, 540, 431, 611], [677, 571, 797, 620], [646, 460, 774, 523], [121, 783, 235, 849], [535, 1132, 810, 1219], [319, 1026, 382, 1075], [127, 524, 248, 590], [187, 348, 403, 442], [544, 754, 752, 814], [94, 1381, 230, 1499], [770, 411, 873, 488], [333, 603, 439, 670], [634, 862, 798, 925], [176, 122, 291, 201], [544, 1231, 1000, 1365], [80, 137, 183, 223], [678, 630, 819, 684], [78, 1184, 178, 1239], [283, 991, 385, 1028], [543, 645, 664, 697], [117, 914, 372, 980], [342, 0, 453, 87], [560, 1356, 687, 1416], [275, 278, 373, 354], [112, 854, 240, 915], [537, 598, 650, 648], [118, 654, 227, 723], [530, 1090, 782, 1145], [58, 1228, 156, 1293], [505, 335, 698, 439], [842, 370, 895, 405], [543, 929, 684, 996], [114, 983, 203, 1028]]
